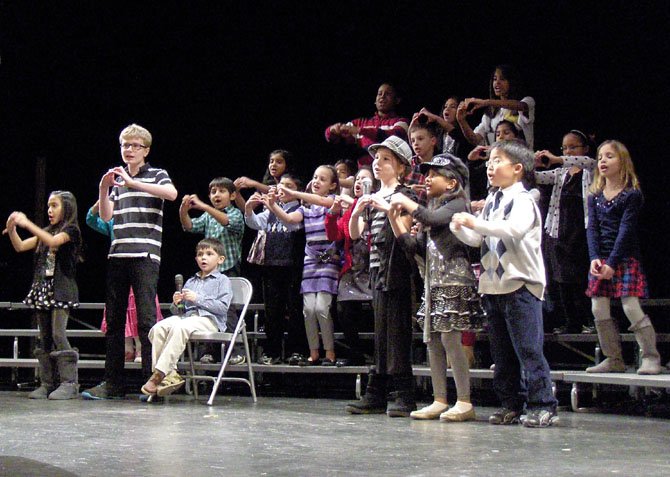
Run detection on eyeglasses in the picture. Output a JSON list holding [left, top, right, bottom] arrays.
[[120, 143, 148, 151], [485, 158, 512, 168], [560, 145, 585, 152]]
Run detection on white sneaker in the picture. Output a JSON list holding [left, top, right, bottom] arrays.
[[410, 402, 449, 420], [228, 354, 246, 366]]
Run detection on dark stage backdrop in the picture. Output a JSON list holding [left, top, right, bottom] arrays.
[[1, 2, 669, 303]]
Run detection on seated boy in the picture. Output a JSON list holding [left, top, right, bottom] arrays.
[[450, 140, 558, 428], [141, 238, 232, 397]]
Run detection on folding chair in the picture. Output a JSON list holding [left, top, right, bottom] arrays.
[[185, 277, 257, 405]]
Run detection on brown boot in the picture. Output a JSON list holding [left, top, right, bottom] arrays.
[[141, 370, 165, 396], [629, 316, 663, 375], [586, 318, 625, 373]]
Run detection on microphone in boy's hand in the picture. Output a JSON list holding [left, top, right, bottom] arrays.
[[175, 274, 185, 313], [361, 177, 373, 222]]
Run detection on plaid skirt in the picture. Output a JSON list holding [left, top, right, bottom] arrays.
[[23, 278, 78, 311], [586, 257, 648, 298]]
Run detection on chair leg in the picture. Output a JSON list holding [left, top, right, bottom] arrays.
[[207, 335, 235, 405], [243, 330, 257, 402], [187, 341, 199, 401]]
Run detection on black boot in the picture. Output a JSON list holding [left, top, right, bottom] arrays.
[[386, 375, 417, 418], [48, 349, 80, 400], [29, 348, 55, 399], [345, 371, 387, 414]]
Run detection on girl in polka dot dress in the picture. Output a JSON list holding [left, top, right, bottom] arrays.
[[4, 191, 83, 399]]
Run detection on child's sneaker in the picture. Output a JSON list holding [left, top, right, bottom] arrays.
[[488, 407, 521, 425], [82, 382, 125, 400], [228, 354, 246, 366], [124, 351, 135, 362], [200, 354, 214, 364], [258, 354, 281, 365], [157, 371, 185, 397], [287, 353, 305, 366], [521, 409, 559, 428]]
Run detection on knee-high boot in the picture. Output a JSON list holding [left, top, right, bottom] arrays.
[[29, 348, 56, 399], [48, 349, 80, 400], [586, 318, 626, 373], [629, 316, 663, 375]]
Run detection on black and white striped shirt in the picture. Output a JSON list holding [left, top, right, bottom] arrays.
[[108, 162, 173, 264]]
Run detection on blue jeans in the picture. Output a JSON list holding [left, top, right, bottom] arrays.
[[484, 287, 557, 412], [104, 257, 159, 389]]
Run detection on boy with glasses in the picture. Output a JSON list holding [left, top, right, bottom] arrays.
[[83, 123, 178, 400], [451, 140, 558, 428]]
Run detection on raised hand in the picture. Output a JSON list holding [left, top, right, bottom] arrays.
[[468, 145, 490, 162], [99, 169, 117, 189], [535, 150, 561, 168], [111, 166, 132, 188], [189, 194, 206, 210], [234, 176, 253, 190], [451, 211, 476, 229], [180, 194, 194, 211]]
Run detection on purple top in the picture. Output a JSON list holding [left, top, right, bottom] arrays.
[[587, 188, 643, 268], [300, 199, 340, 295]]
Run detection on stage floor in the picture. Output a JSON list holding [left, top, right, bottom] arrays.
[[0, 391, 669, 477]]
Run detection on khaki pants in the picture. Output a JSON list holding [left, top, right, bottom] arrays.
[[149, 315, 218, 375]]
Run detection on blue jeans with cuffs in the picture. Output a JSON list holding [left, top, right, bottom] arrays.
[[484, 286, 557, 412]]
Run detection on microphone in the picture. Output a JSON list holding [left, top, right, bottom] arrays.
[[361, 177, 372, 196], [361, 177, 373, 222], [175, 274, 185, 314]]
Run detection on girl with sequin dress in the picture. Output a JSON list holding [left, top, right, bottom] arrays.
[[388, 154, 485, 421]]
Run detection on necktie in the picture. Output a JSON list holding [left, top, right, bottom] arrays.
[[492, 190, 503, 212]]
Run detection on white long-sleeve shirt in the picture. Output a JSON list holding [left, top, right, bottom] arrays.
[[535, 155, 596, 238], [451, 181, 545, 299]]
